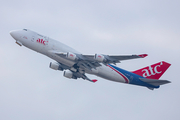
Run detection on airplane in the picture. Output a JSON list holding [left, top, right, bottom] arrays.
[[10, 29, 171, 90]]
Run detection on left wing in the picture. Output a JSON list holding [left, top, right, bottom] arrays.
[[69, 70, 98, 83]]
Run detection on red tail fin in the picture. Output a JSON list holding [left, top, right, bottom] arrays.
[[132, 61, 171, 79]]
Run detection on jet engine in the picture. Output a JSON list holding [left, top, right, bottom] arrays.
[[94, 54, 106, 62], [63, 70, 74, 79], [49, 62, 63, 71], [66, 52, 78, 61]]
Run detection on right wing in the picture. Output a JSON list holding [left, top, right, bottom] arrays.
[[53, 51, 102, 70], [50, 51, 147, 82], [53, 51, 148, 70], [83, 54, 148, 65]]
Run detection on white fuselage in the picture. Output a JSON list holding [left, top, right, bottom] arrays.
[[10, 29, 128, 83]]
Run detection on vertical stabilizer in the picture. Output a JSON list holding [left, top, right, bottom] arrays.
[[132, 61, 171, 79]]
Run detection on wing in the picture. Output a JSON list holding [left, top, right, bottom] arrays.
[[54, 51, 147, 69], [83, 54, 148, 65], [52, 51, 147, 82], [54, 51, 102, 70], [69, 70, 98, 83]]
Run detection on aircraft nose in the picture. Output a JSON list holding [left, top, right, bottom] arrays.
[[10, 30, 21, 40]]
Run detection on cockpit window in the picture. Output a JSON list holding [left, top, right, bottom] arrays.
[[23, 29, 27, 31]]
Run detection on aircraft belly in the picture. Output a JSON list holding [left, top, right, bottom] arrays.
[[96, 65, 126, 83], [48, 53, 75, 67], [85, 68, 99, 74]]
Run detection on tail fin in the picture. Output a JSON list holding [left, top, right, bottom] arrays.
[[132, 61, 171, 79]]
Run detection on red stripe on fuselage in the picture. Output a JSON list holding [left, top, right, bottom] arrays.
[[107, 65, 129, 83]]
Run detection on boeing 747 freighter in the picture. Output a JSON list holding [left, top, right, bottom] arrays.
[[10, 29, 171, 90]]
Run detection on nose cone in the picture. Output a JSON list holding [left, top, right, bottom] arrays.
[[10, 30, 21, 40]]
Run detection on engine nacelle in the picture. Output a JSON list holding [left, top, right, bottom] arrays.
[[49, 62, 63, 71], [63, 70, 73, 79], [94, 54, 106, 62], [66, 52, 78, 61]]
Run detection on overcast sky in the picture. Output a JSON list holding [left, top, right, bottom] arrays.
[[0, 0, 180, 120]]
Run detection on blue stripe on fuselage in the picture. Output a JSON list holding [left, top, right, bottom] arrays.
[[108, 64, 159, 88]]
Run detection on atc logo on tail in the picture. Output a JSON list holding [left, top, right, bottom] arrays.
[[132, 61, 171, 79]]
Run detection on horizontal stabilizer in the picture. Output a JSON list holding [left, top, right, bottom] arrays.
[[140, 78, 171, 86]]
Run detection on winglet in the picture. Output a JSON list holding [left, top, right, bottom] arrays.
[[138, 54, 148, 58], [92, 79, 98, 83]]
